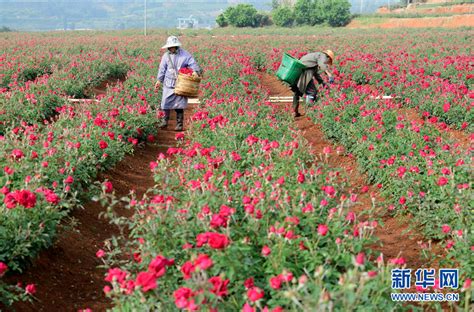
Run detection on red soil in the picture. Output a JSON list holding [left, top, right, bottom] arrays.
[[86, 78, 125, 99], [260, 73, 293, 97], [348, 14, 474, 28], [378, 4, 474, 15]]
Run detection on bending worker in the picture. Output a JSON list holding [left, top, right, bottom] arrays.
[[291, 50, 335, 117]]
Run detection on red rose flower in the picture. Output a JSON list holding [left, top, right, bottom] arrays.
[[197, 232, 230, 249], [148, 255, 174, 278], [441, 224, 451, 234], [437, 176, 448, 186], [105, 268, 127, 284], [194, 253, 213, 270], [99, 140, 108, 149], [317, 224, 328, 236], [135, 271, 157, 292], [269, 276, 282, 289], [25, 284, 36, 295], [261, 245, 271, 256], [181, 261, 195, 280], [11, 149, 24, 160], [174, 287, 194, 309], [247, 287, 264, 302], [179, 67, 194, 76], [209, 276, 229, 297], [103, 181, 113, 193], [4, 192, 17, 209], [355, 252, 365, 266], [244, 277, 254, 289], [0, 262, 7, 277], [13, 189, 37, 209], [208, 232, 230, 249], [43, 189, 60, 204]]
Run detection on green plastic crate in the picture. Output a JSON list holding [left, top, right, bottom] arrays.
[[276, 53, 306, 86]]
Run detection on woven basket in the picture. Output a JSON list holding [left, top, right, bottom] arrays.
[[174, 73, 201, 98]]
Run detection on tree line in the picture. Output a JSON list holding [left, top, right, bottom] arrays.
[[216, 0, 352, 28]]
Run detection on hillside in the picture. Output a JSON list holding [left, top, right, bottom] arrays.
[[351, 2, 474, 28]]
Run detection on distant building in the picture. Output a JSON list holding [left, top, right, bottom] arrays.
[[177, 15, 198, 29]]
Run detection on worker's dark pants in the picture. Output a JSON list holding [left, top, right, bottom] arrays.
[[291, 80, 317, 114], [163, 109, 184, 126]]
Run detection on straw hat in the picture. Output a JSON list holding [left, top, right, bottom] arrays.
[[162, 36, 182, 49], [323, 50, 335, 64]]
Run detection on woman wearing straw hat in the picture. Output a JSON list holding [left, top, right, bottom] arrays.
[[291, 50, 335, 118], [155, 36, 202, 131]]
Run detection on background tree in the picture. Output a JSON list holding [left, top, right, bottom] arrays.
[[224, 4, 259, 27], [255, 12, 273, 27], [272, 6, 295, 27], [323, 0, 352, 27], [294, 0, 314, 26], [216, 13, 228, 27]]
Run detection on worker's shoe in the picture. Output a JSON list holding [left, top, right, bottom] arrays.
[[175, 110, 184, 131], [159, 109, 170, 129], [294, 112, 302, 118]]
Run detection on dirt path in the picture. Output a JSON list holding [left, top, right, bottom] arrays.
[[6, 108, 192, 312], [260, 73, 425, 268], [86, 78, 126, 99]]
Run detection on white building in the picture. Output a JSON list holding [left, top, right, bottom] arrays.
[[177, 15, 198, 29]]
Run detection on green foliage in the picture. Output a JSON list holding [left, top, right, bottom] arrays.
[[220, 4, 259, 28], [294, 0, 314, 26], [104, 62, 129, 80], [318, 0, 352, 26], [272, 6, 295, 27], [283, 0, 352, 27], [216, 4, 271, 28], [0, 282, 31, 306], [216, 13, 228, 27], [255, 12, 273, 27], [17, 67, 46, 83], [249, 51, 267, 71], [0, 71, 13, 89]]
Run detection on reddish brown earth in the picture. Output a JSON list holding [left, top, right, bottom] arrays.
[[260, 72, 426, 268], [4, 107, 193, 312], [260, 73, 292, 97], [86, 78, 125, 99], [348, 14, 474, 28], [378, 4, 474, 15]]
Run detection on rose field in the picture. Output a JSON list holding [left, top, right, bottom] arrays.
[[0, 28, 472, 311]]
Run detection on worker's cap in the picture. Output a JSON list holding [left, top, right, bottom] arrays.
[[162, 36, 182, 49], [323, 50, 335, 64]]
